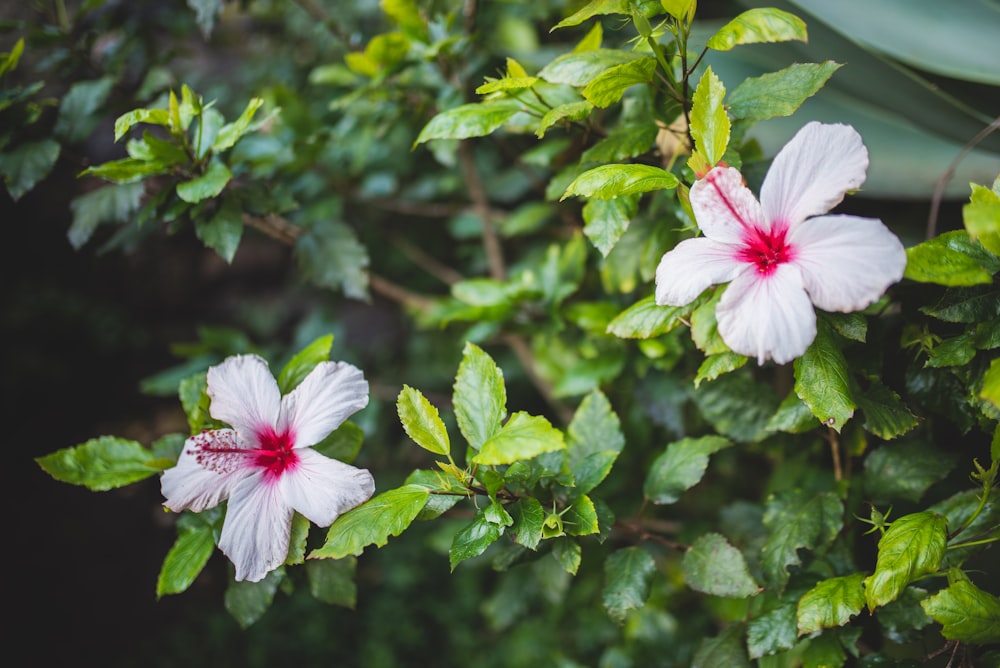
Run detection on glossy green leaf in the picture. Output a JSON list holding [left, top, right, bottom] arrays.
[[761, 490, 843, 590], [510, 497, 545, 550], [538, 49, 649, 86], [562, 164, 678, 201], [797, 573, 865, 635], [904, 230, 995, 286], [536, 101, 593, 138], [564, 494, 600, 537], [690, 289, 729, 355], [213, 97, 265, 152], [964, 182, 1000, 256], [706, 8, 807, 51], [176, 160, 231, 203], [414, 100, 522, 145], [0, 139, 60, 201], [856, 380, 919, 440], [397, 385, 451, 456], [689, 67, 729, 167], [450, 509, 504, 570], [36, 436, 166, 491], [311, 485, 430, 559], [603, 546, 656, 622], [473, 411, 565, 465], [551, 0, 630, 30], [224, 571, 280, 629], [793, 323, 855, 431], [644, 435, 732, 504], [606, 294, 702, 338], [746, 600, 798, 659], [583, 195, 637, 257], [695, 352, 749, 387], [727, 61, 841, 121], [863, 511, 947, 610], [453, 341, 507, 451], [157, 523, 215, 597], [683, 533, 760, 598], [275, 335, 333, 394], [306, 557, 357, 608], [114, 108, 171, 142], [920, 572, 1000, 643], [982, 357, 1000, 410], [582, 56, 656, 108]]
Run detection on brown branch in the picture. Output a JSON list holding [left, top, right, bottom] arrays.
[[825, 425, 843, 482], [390, 234, 464, 285], [502, 333, 574, 426], [927, 115, 1000, 239], [457, 140, 506, 281]]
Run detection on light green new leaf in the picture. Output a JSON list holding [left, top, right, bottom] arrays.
[[582, 57, 656, 108], [728, 61, 841, 122], [562, 164, 678, 201], [36, 436, 168, 491], [538, 49, 649, 87], [644, 435, 732, 504], [964, 183, 1000, 256], [689, 67, 729, 168], [564, 494, 600, 536], [603, 546, 656, 622], [213, 97, 266, 153], [157, 523, 215, 597], [761, 490, 843, 590], [397, 385, 451, 456], [706, 8, 807, 51], [414, 100, 522, 145], [0, 139, 60, 201], [311, 485, 430, 559], [793, 323, 855, 431], [473, 411, 565, 465], [552, 0, 630, 30], [0, 37, 24, 76], [606, 294, 701, 339], [450, 510, 504, 570], [306, 557, 357, 608], [982, 357, 1000, 410], [683, 533, 760, 598], [476, 76, 539, 95], [583, 195, 637, 257], [176, 161, 231, 203], [694, 352, 749, 387], [114, 108, 171, 142], [797, 573, 865, 635], [921, 573, 1000, 643], [863, 511, 947, 610], [536, 101, 594, 138], [275, 335, 333, 394], [661, 0, 696, 23], [453, 341, 507, 451], [904, 230, 995, 286]]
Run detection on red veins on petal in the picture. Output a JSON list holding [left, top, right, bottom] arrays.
[[738, 226, 794, 276], [253, 425, 300, 480]]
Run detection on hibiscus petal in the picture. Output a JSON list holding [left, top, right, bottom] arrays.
[[789, 214, 907, 313], [690, 166, 767, 242], [716, 263, 816, 365], [759, 122, 869, 228], [655, 237, 746, 306], [218, 472, 294, 582], [206, 355, 281, 439], [160, 429, 248, 512], [278, 361, 369, 448], [281, 448, 375, 526]]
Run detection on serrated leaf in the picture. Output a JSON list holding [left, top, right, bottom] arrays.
[[767, 391, 820, 433], [176, 160, 231, 203], [603, 546, 656, 622], [863, 511, 947, 610], [194, 196, 243, 263], [157, 523, 215, 597], [706, 8, 807, 51], [35, 436, 166, 491], [692, 370, 779, 442], [856, 380, 919, 440], [538, 49, 650, 86], [797, 573, 865, 635], [920, 285, 999, 323], [0, 139, 60, 201], [683, 533, 760, 598], [644, 435, 732, 504], [904, 230, 995, 286], [551, 0, 631, 30], [311, 485, 430, 559], [583, 195, 638, 257], [606, 294, 700, 338], [728, 61, 841, 122], [693, 624, 750, 668], [414, 100, 522, 145], [746, 600, 798, 659], [552, 538, 582, 575], [305, 557, 357, 608], [694, 352, 750, 387], [564, 494, 600, 536], [862, 440, 956, 503], [761, 490, 843, 590], [581, 125, 658, 163], [67, 182, 145, 250], [566, 389, 624, 494], [295, 220, 369, 301], [921, 575, 1000, 643], [510, 497, 545, 550], [224, 571, 280, 629], [582, 56, 656, 108], [562, 164, 678, 201], [536, 100, 593, 138], [397, 385, 451, 456], [964, 183, 1000, 255], [473, 411, 565, 465], [689, 67, 729, 167], [453, 341, 507, 450], [450, 509, 504, 570], [793, 323, 855, 431]]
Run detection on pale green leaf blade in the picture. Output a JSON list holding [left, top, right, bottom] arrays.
[[564, 494, 600, 537], [176, 161, 232, 203], [797, 573, 866, 635], [606, 294, 703, 339], [921, 576, 1000, 644], [904, 230, 995, 286], [414, 100, 522, 145], [35, 436, 167, 491], [562, 164, 678, 201], [536, 100, 594, 138], [212, 97, 265, 152], [397, 384, 451, 456], [683, 532, 761, 598], [157, 523, 215, 597], [863, 511, 947, 610], [538, 49, 650, 87], [728, 61, 842, 122], [311, 485, 430, 559], [964, 183, 1000, 256], [689, 66, 729, 167], [706, 8, 808, 51], [453, 341, 507, 450], [552, 0, 631, 30], [114, 108, 171, 142], [472, 411, 565, 465]]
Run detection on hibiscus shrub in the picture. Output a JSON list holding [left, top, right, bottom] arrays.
[[27, 0, 1000, 666]]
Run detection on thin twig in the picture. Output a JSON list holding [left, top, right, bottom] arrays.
[[825, 425, 843, 482], [390, 234, 464, 285], [926, 115, 1000, 239], [502, 333, 574, 425], [457, 140, 506, 280]]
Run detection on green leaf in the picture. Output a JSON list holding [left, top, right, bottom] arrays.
[[551, 0, 631, 30], [194, 196, 243, 263], [311, 485, 430, 559], [566, 389, 624, 494], [606, 294, 702, 339], [397, 385, 451, 457], [114, 108, 171, 142], [920, 285, 999, 323], [450, 509, 504, 570], [793, 323, 855, 431], [312, 421, 365, 464], [0, 37, 24, 76], [562, 164, 678, 201], [80, 156, 172, 184], [306, 557, 357, 608], [157, 523, 215, 597], [275, 335, 333, 394], [683, 533, 761, 598], [295, 221, 369, 300], [694, 352, 749, 387], [510, 497, 545, 550], [693, 625, 750, 668], [767, 391, 820, 433], [982, 357, 1000, 409], [473, 411, 565, 465], [964, 182, 1000, 256], [538, 49, 650, 87], [761, 490, 843, 590], [536, 100, 594, 138], [863, 511, 947, 610], [552, 538, 582, 575], [582, 195, 637, 257], [224, 571, 280, 629], [690, 289, 729, 355], [564, 494, 600, 536], [689, 67, 730, 167], [921, 573, 1000, 643], [414, 100, 522, 145], [692, 370, 780, 442], [213, 97, 265, 152], [856, 381, 919, 440], [644, 435, 732, 504], [582, 56, 656, 108], [797, 573, 865, 635], [706, 8, 808, 51], [36, 436, 166, 491], [603, 546, 656, 623], [176, 160, 232, 203], [581, 125, 658, 163], [67, 182, 145, 250], [55, 77, 114, 142], [0, 139, 60, 201], [746, 600, 798, 659], [453, 341, 507, 451], [862, 440, 956, 504], [904, 230, 995, 286], [728, 62, 842, 122]]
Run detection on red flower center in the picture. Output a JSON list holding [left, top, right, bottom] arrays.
[[253, 426, 299, 479], [738, 226, 792, 275]]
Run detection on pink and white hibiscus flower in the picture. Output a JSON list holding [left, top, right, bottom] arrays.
[[161, 354, 375, 582], [655, 121, 907, 364]]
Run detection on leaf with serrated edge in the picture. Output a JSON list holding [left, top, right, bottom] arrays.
[[863, 511, 947, 610], [449, 510, 503, 570], [397, 385, 451, 456], [706, 8, 807, 51], [311, 485, 430, 559], [689, 67, 729, 167], [453, 341, 506, 450], [761, 490, 843, 590], [157, 524, 215, 597], [921, 573, 1000, 643], [36, 436, 166, 491], [473, 411, 565, 465], [644, 435, 732, 504], [797, 573, 865, 635], [683, 533, 760, 598], [728, 62, 841, 122], [794, 323, 855, 431], [414, 100, 521, 145], [603, 546, 656, 622], [562, 164, 678, 201]]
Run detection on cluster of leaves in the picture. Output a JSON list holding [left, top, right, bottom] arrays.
[[23, 0, 1000, 665]]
